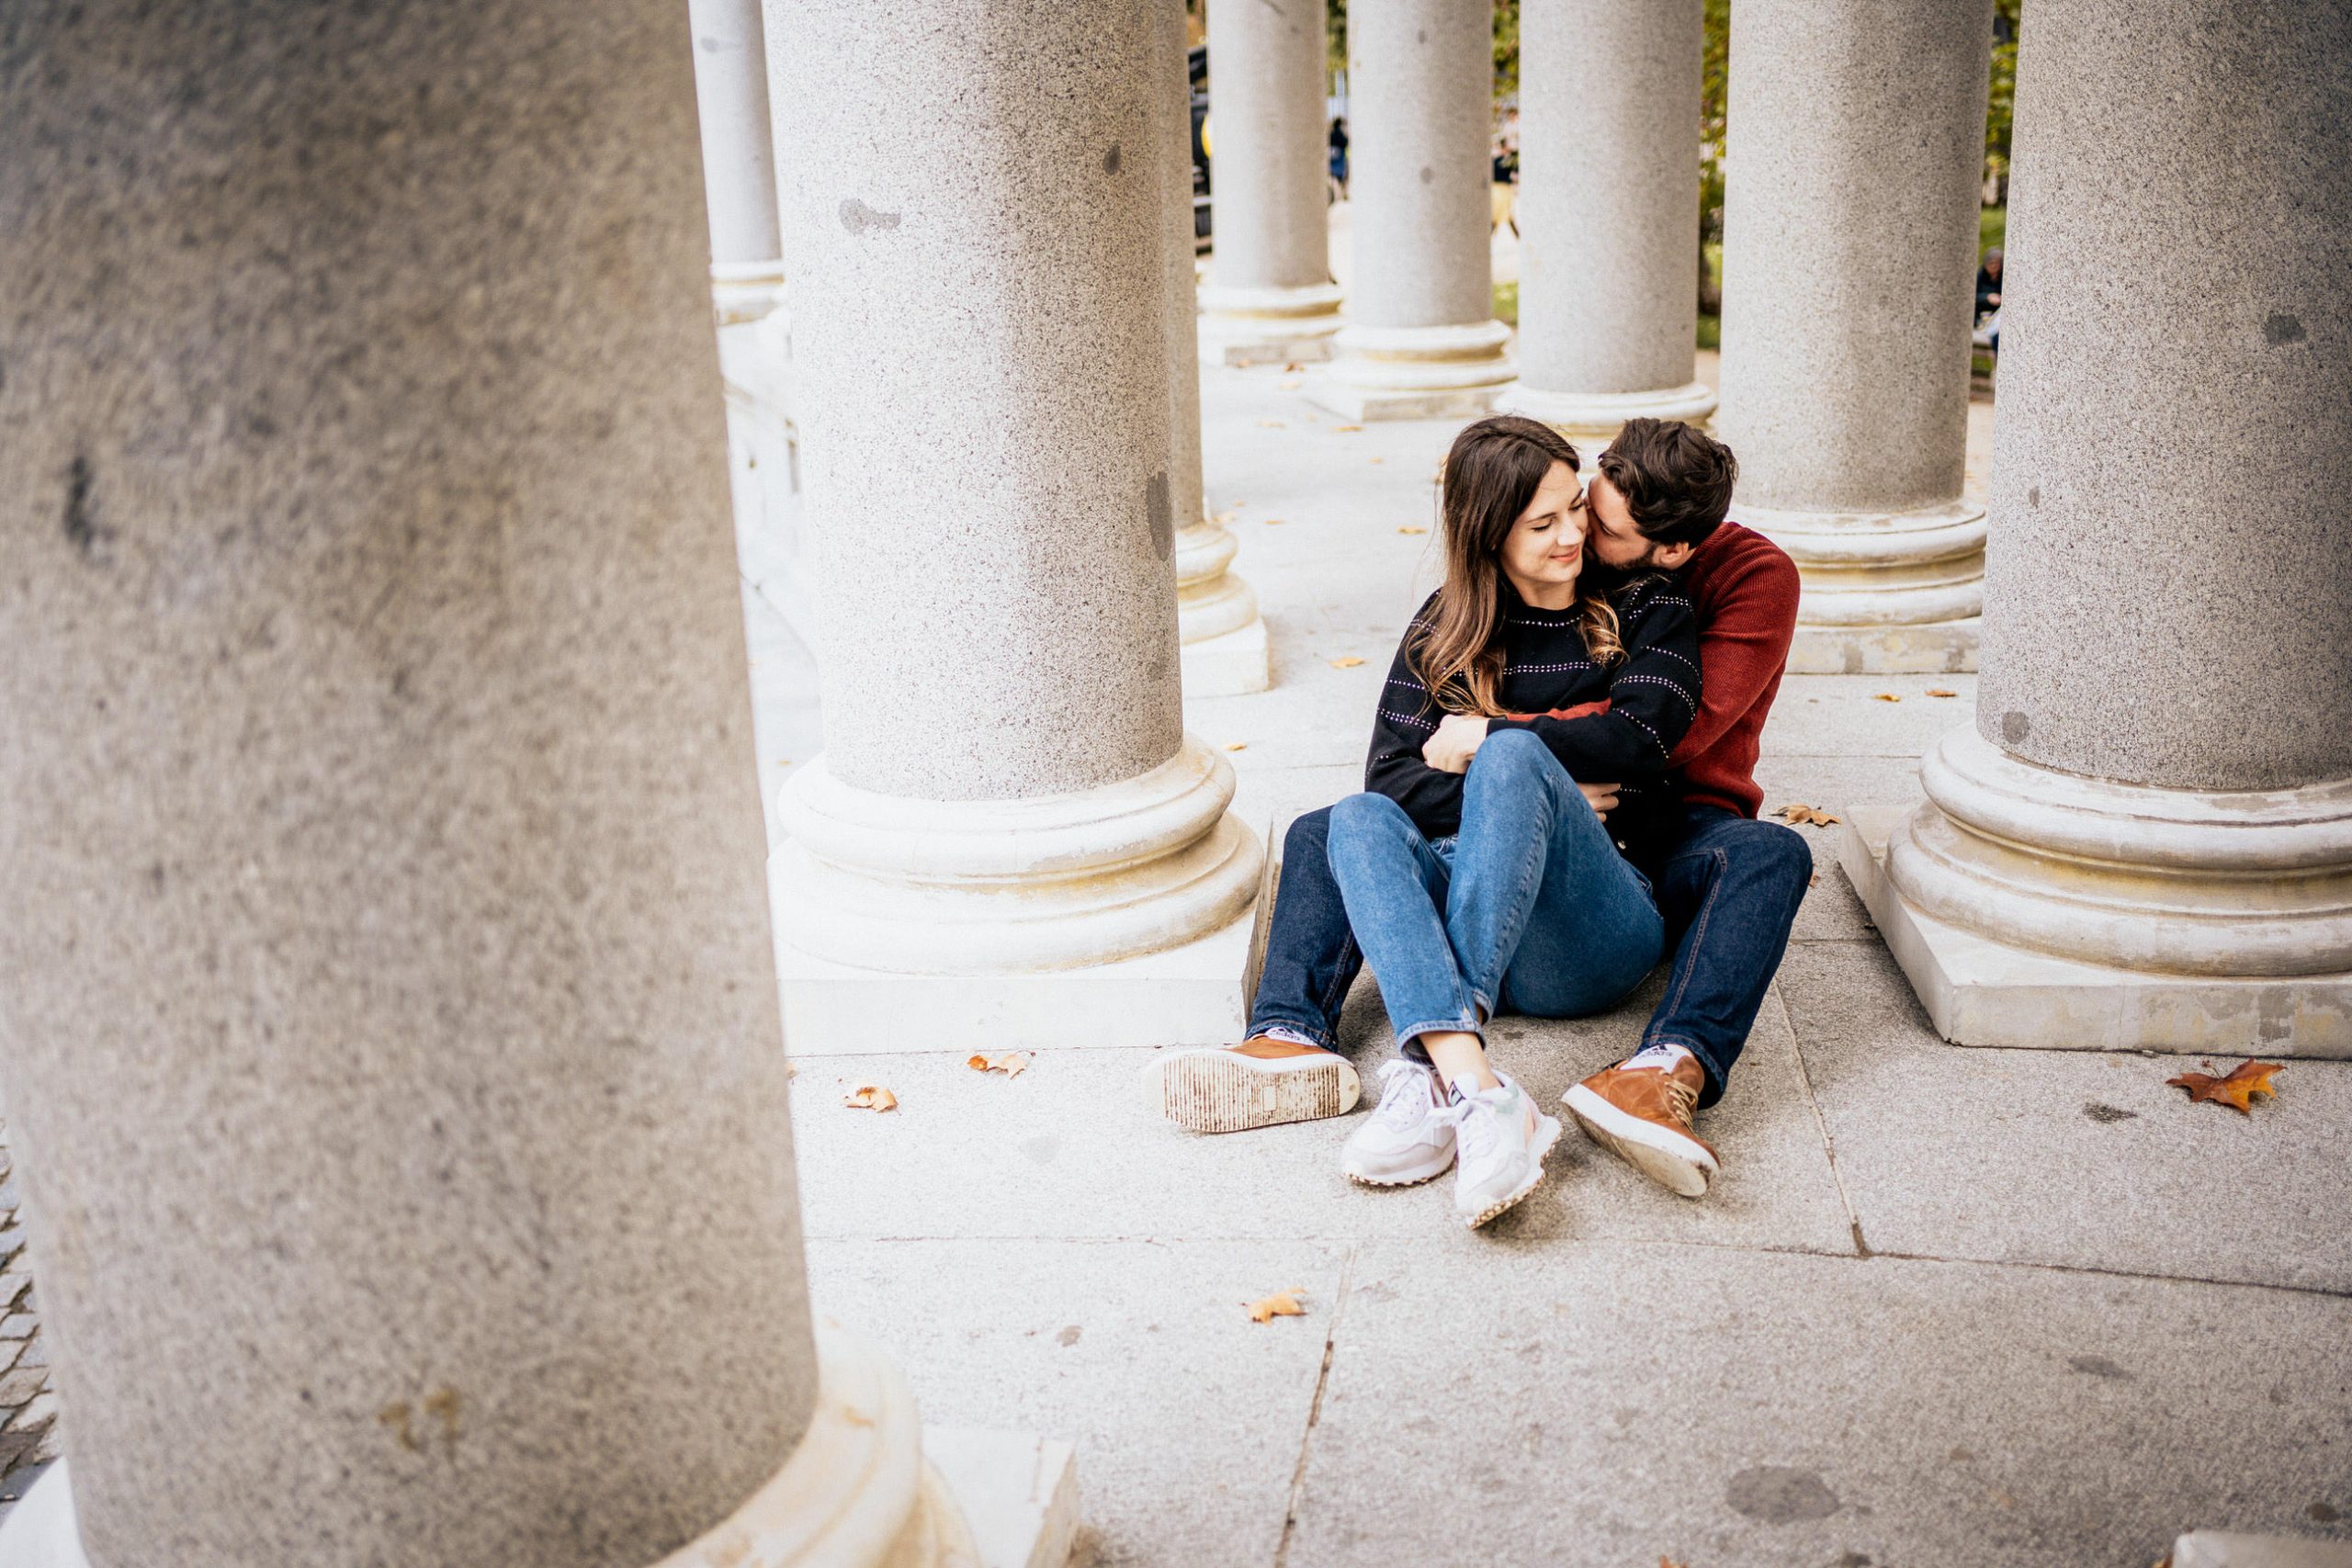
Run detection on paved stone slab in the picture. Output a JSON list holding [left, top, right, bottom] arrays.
[[1287, 1243, 2352, 1568], [1778, 940, 2352, 1292], [789, 973, 1850, 1258], [1757, 675, 1975, 760], [805, 1238, 1344, 1568]]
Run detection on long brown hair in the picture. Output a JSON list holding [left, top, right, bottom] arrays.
[[1409, 415, 1628, 717]]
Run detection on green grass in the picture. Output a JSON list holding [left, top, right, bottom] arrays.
[[1493, 279, 1518, 327], [1980, 205, 2007, 257]]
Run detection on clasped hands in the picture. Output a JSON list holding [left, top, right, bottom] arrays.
[[1422, 714, 1619, 819]]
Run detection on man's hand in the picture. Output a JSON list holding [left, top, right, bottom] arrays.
[[1579, 781, 1621, 819], [1422, 714, 1489, 774]]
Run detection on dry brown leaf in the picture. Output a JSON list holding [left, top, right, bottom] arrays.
[[1277, 378, 1302, 389], [1246, 1287, 1308, 1324], [1281, 361, 1304, 372], [1224, 741, 1249, 751], [1258, 419, 1287, 428], [842, 1406, 875, 1427], [1873, 693, 1902, 703], [1661, 1559, 1690, 1568], [2166, 1058, 2283, 1114], [1329, 656, 1366, 669], [1777, 803, 1840, 827], [1926, 687, 1961, 698], [966, 1051, 1033, 1079], [842, 1085, 899, 1111], [1397, 525, 1428, 535], [1368, 456, 1385, 464], [1263, 517, 1286, 525], [1213, 509, 1237, 525], [1331, 423, 1364, 433]]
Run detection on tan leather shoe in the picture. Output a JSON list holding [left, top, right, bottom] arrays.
[[1562, 1052, 1719, 1198], [1142, 1036, 1362, 1134]]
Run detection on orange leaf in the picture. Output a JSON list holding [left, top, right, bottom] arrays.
[[966, 1051, 1032, 1079], [1330, 423, 1364, 433], [843, 1085, 898, 1111], [2166, 1059, 2284, 1114], [1281, 362, 1305, 373], [1777, 803, 1840, 827], [1263, 517, 1286, 525], [1368, 456, 1385, 464], [1246, 1287, 1308, 1324], [1258, 419, 1287, 428], [1873, 693, 1902, 703], [1927, 687, 1960, 698], [1329, 656, 1365, 669], [1224, 741, 1249, 751], [1398, 525, 1428, 535]]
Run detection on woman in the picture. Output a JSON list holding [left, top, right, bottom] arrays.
[[1328, 415, 1701, 1228]]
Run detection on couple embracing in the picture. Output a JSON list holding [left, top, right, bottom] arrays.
[[1147, 414, 1813, 1228]]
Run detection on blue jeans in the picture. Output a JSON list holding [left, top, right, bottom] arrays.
[[1322, 730, 1665, 1052], [1249, 762, 1811, 1108]]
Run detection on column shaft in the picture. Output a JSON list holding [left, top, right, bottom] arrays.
[[0, 3, 816, 1562], [1850, 0, 2352, 1054], [1198, 0, 1344, 364], [1161, 0, 1270, 695], [766, 0, 1261, 1008], [1717, 0, 1994, 671], [689, 0, 783, 269], [1309, 0, 1513, 421]]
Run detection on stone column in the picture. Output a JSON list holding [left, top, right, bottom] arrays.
[[0, 3, 1035, 1564], [1308, 0, 1513, 422], [1843, 0, 2352, 1054], [1495, 0, 1715, 463], [690, 0, 816, 651], [1160, 0, 1271, 696], [766, 0, 1265, 1051], [1197, 0, 1345, 365], [1715, 0, 1993, 673]]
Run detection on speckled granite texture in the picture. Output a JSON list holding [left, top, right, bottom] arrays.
[[0, 3, 816, 1563], [1203, 0, 1334, 296]]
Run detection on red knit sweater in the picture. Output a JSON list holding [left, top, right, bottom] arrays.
[[1668, 522, 1801, 818]]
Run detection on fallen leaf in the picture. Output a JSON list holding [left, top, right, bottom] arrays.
[[1330, 423, 1364, 433], [2166, 1058, 2284, 1114], [1282, 362, 1304, 372], [966, 1051, 1032, 1078], [1809, 874, 1820, 886], [1263, 517, 1286, 525], [1368, 456, 1385, 464], [1213, 509, 1237, 525], [842, 1406, 875, 1427], [843, 1085, 899, 1111], [1258, 419, 1287, 428], [1277, 378, 1302, 389], [1224, 741, 1248, 751], [1329, 656, 1365, 669], [1927, 687, 1960, 698], [1873, 693, 1902, 703], [1246, 1287, 1308, 1324], [776, 759, 792, 766], [1661, 1559, 1690, 1568], [1397, 525, 1427, 535], [1777, 803, 1840, 827]]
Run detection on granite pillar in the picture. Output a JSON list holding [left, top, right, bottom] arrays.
[[1197, 0, 1345, 365], [1496, 0, 1714, 460], [0, 2, 835, 1563], [1160, 0, 1270, 696], [1308, 0, 1515, 421], [690, 0, 816, 652], [1716, 0, 1994, 672], [1843, 0, 2352, 1054], [765, 0, 1265, 1050]]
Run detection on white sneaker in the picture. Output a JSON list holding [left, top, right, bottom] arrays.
[[1340, 1060, 1456, 1187], [1446, 1077, 1562, 1229]]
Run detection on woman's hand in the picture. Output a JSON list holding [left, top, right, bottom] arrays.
[[1423, 714, 1489, 773]]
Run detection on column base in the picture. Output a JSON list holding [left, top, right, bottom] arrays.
[[0, 1329, 1080, 1568], [1305, 321, 1516, 422], [1175, 521, 1271, 696], [1196, 281, 1346, 367], [1181, 615, 1271, 697], [1838, 728, 2352, 1056], [1784, 616, 1979, 674], [1736, 496, 1986, 653], [1490, 380, 1719, 465]]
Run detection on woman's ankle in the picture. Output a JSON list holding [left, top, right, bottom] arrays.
[[1419, 1031, 1499, 1094]]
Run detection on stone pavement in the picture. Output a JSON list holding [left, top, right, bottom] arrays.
[[750, 361, 2352, 1566]]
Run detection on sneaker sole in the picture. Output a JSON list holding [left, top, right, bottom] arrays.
[[1343, 1147, 1455, 1188], [1143, 1050, 1362, 1134], [1462, 1112, 1563, 1229], [1563, 1084, 1716, 1199]]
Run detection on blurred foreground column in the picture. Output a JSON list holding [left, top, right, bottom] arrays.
[[0, 3, 1068, 1565], [1308, 0, 1514, 420], [690, 0, 818, 651], [1197, 0, 1346, 365], [1497, 0, 1715, 461], [766, 0, 1265, 1051], [1159, 0, 1271, 695], [1844, 0, 2352, 1053], [1717, 0, 1993, 672]]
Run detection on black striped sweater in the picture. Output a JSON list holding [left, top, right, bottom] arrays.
[[1363, 574, 1702, 859]]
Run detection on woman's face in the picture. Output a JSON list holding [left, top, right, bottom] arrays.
[[1496, 460, 1588, 606]]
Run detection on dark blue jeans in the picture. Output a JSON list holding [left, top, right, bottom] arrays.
[[1247, 796, 1811, 1108]]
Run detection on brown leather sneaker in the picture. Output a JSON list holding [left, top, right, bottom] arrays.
[[1562, 1051, 1719, 1198], [1142, 1037, 1362, 1134]]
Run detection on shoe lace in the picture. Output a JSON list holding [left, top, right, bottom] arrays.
[[1657, 1072, 1699, 1128], [1373, 1060, 1436, 1129], [1440, 1091, 1505, 1165]]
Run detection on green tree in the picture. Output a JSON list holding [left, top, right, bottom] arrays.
[[1984, 0, 2020, 202], [1698, 0, 1728, 313]]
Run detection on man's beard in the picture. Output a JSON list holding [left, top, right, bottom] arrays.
[[1581, 550, 1665, 592]]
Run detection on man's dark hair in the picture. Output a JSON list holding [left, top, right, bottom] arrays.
[[1596, 418, 1738, 547]]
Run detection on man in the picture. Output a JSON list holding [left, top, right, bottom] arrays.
[[1143, 419, 1810, 1200]]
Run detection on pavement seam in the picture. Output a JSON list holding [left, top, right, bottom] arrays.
[[1778, 982, 1870, 1257], [1272, 1243, 1356, 1568]]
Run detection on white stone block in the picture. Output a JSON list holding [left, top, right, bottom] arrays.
[[1179, 616, 1271, 697], [1784, 618, 1979, 675], [2170, 1532, 2352, 1568], [922, 1427, 1080, 1568]]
